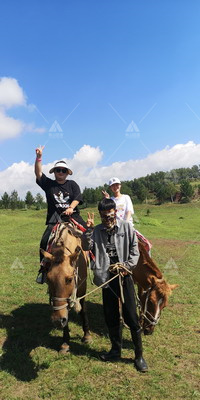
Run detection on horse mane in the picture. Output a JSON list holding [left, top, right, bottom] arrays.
[[138, 241, 163, 279], [49, 223, 84, 266], [66, 224, 83, 238], [54, 223, 82, 249], [51, 246, 65, 264]]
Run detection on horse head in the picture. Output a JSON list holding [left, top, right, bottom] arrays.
[[139, 276, 179, 335], [41, 246, 81, 328]]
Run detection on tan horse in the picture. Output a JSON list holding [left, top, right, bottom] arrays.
[[132, 242, 178, 335], [41, 223, 92, 353]]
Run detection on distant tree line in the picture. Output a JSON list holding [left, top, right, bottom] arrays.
[[82, 165, 200, 206], [1, 165, 200, 210], [0, 191, 46, 210]]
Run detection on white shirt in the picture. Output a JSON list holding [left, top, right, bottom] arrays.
[[111, 194, 134, 225]]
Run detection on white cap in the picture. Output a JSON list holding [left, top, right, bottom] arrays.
[[49, 160, 73, 175], [109, 177, 121, 186]]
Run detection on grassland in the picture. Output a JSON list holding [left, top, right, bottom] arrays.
[[0, 203, 200, 400]]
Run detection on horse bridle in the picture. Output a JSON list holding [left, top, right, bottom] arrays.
[[138, 286, 163, 327], [50, 296, 74, 311], [49, 269, 78, 312]]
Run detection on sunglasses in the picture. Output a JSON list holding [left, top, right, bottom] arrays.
[[55, 168, 68, 173]]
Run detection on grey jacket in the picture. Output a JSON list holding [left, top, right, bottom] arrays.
[[82, 220, 139, 286]]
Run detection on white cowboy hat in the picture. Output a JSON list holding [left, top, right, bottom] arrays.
[[49, 160, 73, 175]]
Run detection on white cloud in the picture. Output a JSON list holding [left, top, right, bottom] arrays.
[[71, 145, 103, 172], [25, 123, 46, 134], [0, 77, 26, 108], [0, 77, 46, 141], [0, 141, 200, 199], [0, 110, 24, 140]]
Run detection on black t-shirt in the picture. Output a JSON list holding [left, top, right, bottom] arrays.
[[106, 229, 119, 264], [36, 173, 83, 224]]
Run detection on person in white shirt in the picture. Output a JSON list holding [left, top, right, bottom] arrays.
[[102, 177, 134, 224], [102, 177, 152, 253]]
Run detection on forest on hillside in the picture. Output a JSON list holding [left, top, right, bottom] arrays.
[[82, 165, 200, 205], [1, 165, 200, 210]]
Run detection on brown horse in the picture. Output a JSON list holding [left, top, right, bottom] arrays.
[[132, 242, 178, 335], [41, 223, 92, 353]]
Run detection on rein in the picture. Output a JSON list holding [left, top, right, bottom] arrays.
[[137, 286, 162, 327], [50, 265, 125, 312], [78, 262, 132, 302], [78, 272, 120, 301]]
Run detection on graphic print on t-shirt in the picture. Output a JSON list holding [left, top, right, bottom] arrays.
[[53, 191, 70, 209], [116, 204, 125, 219], [106, 242, 118, 259], [106, 233, 118, 264], [111, 195, 134, 224]]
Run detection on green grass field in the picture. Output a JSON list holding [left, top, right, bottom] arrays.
[[0, 204, 200, 400]]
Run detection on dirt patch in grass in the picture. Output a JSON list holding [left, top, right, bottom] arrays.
[[151, 238, 200, 248], [151, 238, 200, 262]]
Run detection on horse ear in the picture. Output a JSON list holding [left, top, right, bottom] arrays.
[[150, 275, 158, 286], [168, 283, 179, 291], [69, 246, 81, 266], [150, 276, 165, 286], [40, 248, 54, 260]]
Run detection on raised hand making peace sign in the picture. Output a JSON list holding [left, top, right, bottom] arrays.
[[35, 145, 45, 180], [86, 212, 94, 228], [36, 145, 45, 159]]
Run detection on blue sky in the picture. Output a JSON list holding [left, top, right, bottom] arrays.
[[0, 0, 200, 196]]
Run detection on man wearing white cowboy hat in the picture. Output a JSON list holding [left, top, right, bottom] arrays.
[[35, 146, 87, 282]]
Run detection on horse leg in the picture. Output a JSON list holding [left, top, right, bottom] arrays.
[[79, 298, 92, 343], [59, 323, 70, 354]]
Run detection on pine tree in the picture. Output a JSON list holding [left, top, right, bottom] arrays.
[[25, 191, 35, 208], [1, 192, 10, 209]]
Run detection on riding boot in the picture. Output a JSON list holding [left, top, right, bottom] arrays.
[[36, 270, 46, 284], [131, 328, 148, 372], [36, 261, 50, 284], [100, 326, 122, 361]]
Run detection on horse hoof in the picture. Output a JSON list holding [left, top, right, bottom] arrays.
[[81, 333, 92, 344], [59, 343, 70, 354]]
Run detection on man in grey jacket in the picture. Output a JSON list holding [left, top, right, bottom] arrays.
[[82, 198, 148, 372]]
